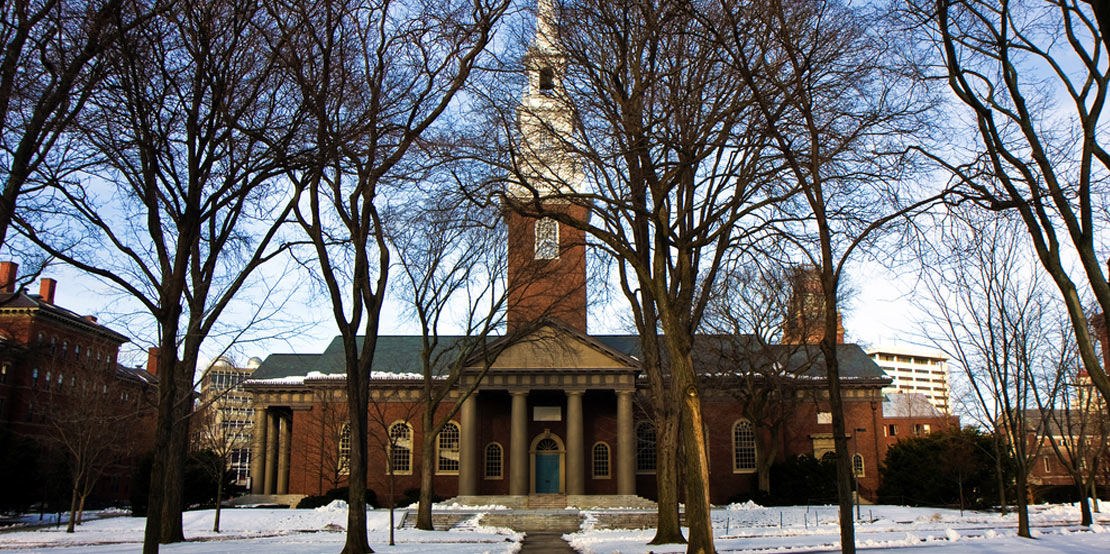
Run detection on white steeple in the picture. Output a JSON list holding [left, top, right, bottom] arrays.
[[511, 0, 581, 200]]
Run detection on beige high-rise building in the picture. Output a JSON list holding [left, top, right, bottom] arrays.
[[867, 346, 951, 414], [195, 356, 262, 486]]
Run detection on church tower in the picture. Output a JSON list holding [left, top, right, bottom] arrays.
[[505, 0, 589, 333]]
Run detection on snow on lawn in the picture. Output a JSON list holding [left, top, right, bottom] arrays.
[[568, 502, 1110, 553], [0, 501, 522, 554]]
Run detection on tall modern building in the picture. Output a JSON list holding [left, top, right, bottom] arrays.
[[195, 356, 261, 486], [867, 346, 951, 414]]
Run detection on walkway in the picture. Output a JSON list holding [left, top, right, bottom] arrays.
[[519, 532, 576, 553]]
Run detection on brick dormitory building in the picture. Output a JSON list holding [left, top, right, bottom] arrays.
[[0, 262, 157, 509], [239, 5, 940, 509]]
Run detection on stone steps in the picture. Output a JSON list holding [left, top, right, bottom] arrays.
[[588, 510, 686, 530], [480, 511, 584, 533], [397, 511, 474, 530], [527, 494, 567, 509]]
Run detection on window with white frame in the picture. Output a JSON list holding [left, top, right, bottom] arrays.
[[389, 422, 413, 474], [636, 422, 656, 473], [592, 442, 611, 478], [437, 422, 461, 474], [485, 443, 503, 479], [853, 453, 865, 477], [733, 420, 757, 472]]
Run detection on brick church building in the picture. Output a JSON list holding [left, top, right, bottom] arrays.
[[243, 2, 897, 508]]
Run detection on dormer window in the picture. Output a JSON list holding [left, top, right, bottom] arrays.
[[539, 67, 555, 93], [535, 218, 559, 259]]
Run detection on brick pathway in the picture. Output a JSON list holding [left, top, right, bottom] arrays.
[[519, 532, 576, 553]]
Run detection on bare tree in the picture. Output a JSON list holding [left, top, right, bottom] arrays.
[[365, 385, 421, 547], [708, 1, 941, 550], [191, 359, 254, 533], [918, 213, 1051, 537], [1035, 319, 1110, 526], [701, 264, 816, 495], [265, 1, 510, 551], [44, 368, 148, 533], [302, 386, 351, 495], [0, 0, 165, 254], [14, 1, 302, 550], [468, 2, 792, 550], [906, 0, 1110, 419]]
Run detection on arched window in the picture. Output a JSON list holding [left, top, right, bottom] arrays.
[[437, 422, 461, 474], [592, 442, 611, 478], [636, 422, 656, 473], [534, 218, 559, 259], [485, 443, 503, 479], [388, 422, 413, 474], [733, 420, 756, 472], [853, 453, 865, 477], [0, 363, 7, 384], [338, 423, 351, 474]]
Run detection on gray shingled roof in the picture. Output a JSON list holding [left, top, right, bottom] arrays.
[[251, 336, 469, 380], [254, 331, 886, 382], [0, 290, 129, 343]]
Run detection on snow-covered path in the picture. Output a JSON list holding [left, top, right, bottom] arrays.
[[2, 501, 1108, 553], [568, 502, 1110, 553], [0, 501, 522, 554]]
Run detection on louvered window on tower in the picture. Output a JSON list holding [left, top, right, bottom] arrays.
[[535, 218, 559, 259], [539, 67, 555, 93]]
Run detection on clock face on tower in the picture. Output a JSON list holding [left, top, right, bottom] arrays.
[[535, 218, 559, 259]]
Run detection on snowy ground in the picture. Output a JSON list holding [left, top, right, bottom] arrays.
[[0, 500, 522, 553], [570, 502, 1110, 553], [1, 501, 1107, 553]]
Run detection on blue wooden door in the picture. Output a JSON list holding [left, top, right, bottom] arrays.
[[535, 453, 560, 493]]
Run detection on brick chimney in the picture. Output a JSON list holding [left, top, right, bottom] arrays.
[[0, 262, 16, 293], [39, 278, 56, 304], [147, 347, 159, 376], [84, 315, 98, 323]]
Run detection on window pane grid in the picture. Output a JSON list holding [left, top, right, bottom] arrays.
[[592, 443, 610, 478], [636, 422, 656, 473], [438, 422, 460, 473], [389, 422, 412, 474], [733, 420, 756, 471], [485, 443, 502, 478]]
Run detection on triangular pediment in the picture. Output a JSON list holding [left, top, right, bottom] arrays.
[[477, 321, 638, 371]]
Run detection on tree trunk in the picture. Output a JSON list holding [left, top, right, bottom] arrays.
[[1015, 471, 1030, 538], [342, 367, 373, 554], [993, 435, 1007, 515], [663, 342, 716, 554], [650, 408, 685, 545], [77, 492, 88, 524], [416, 428, 436, 530], [66, 485, 79, 533], [388, 470, 396, 546], [214, 470, 224, 533], [143, 342, 182, 554], [1077, 478, 1092, 526], [160, 379, 192, 544], [823, 349, 856, 554], [756, 432, 778, 495]]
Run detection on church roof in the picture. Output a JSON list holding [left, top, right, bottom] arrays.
[[251, 331, 886, 383], [250, 335, 468, 380]]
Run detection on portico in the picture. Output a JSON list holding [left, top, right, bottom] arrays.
[[452, 323, 645, 507]]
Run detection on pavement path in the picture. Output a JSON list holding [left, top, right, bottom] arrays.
[[519, 532, 576, 553]]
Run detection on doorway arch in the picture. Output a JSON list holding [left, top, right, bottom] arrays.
[[529, 432, 565, 494]]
